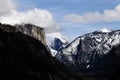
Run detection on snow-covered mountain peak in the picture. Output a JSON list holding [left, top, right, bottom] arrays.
[[56, 29, 120, 70], [50, 36, 69, 51], [97, 28, 112, 33], [54, 36, 68, 43]]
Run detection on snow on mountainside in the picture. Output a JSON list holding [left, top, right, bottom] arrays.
[[49, 48, 58, 57], [56, 36, 68, 44], [96, 28, 112, 33], [48, 35, 69, 57], [56, 29, 120, 71]]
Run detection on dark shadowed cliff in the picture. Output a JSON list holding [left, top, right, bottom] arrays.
[[0, 23, 80, 80], [106, 44, 120, 80]]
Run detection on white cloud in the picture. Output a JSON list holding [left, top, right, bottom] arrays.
[[0, 8, 61, 33], [0, 0, 65, 45], [63, 4, 120, 23], [0, 0, 16, 16], [0, 0, 62, 33]]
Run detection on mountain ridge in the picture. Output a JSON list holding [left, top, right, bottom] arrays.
[[54, 29, 120, 73]]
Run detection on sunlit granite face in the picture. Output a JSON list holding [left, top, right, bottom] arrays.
[[16, 24, 46, 45]]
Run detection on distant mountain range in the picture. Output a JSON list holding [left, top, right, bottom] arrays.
[[50, 28, 120, 75]]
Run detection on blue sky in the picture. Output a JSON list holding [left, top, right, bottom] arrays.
[[16, 0, 119, 20], [15, 0, 120, 40], [1, 0, 120, 41]]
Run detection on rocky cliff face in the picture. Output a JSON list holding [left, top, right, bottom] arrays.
[[56, 29, 120, 73], [0, 23, 78, 80], [16, 24, 46, 45], [50, 37, 69, 57], [51, 37, 68, 51]]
